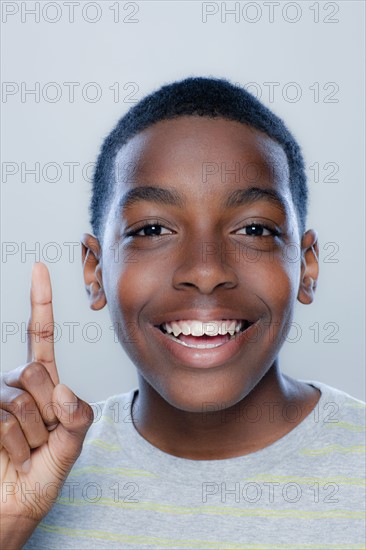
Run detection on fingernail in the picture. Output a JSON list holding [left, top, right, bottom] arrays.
[[47, 423, 58, 431], [22, 459, 31, 473]]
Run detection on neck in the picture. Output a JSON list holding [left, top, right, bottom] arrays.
[[131, 364, 320, 460]]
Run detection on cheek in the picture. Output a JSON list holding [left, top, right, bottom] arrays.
[[243, 253, 299, 316], [236, 256, 299, 357], [104, 258, 164, 322]]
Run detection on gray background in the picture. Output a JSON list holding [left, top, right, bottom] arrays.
[[1, 1, 365, 402]]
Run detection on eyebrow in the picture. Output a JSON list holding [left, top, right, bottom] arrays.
[[118, 186, 186, 212], [117, 186, 288, 217], [224, 187, 288, 216]]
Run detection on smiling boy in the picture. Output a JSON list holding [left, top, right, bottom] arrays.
[[1, 77, 365, 549]]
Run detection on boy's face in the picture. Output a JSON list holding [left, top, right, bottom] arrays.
[[82, 116, 318, 412]]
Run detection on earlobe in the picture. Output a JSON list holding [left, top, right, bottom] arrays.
[[299, 275, 316, 305], [297, 230, 319, 305], [80, 233, 107, 311], [88, 278, 107, 311]]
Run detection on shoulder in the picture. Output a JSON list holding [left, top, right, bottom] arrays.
[[78, 389, 138, 453], [296, 379, 365, 464], [89, 389, 137, 422], [299, 378, 366, 416]]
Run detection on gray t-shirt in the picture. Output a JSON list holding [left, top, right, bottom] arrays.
[[24, 379, 366, 549]]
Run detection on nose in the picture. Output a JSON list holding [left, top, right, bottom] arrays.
[[172, 237, 239, 294]]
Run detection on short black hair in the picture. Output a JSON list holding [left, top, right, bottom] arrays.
[[90, 76, 307, 242]]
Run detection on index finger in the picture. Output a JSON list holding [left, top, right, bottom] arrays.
[[26, 262, 60, 385]]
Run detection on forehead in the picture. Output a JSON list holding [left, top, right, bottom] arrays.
[[114, 116, 290, 192]]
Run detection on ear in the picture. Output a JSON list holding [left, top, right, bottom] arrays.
[[297, 229, 319, 305], [80, 233, 107, 311]]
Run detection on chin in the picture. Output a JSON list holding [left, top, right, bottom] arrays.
[[156, 376, 253, 414]]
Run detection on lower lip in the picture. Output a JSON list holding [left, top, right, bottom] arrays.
[[151, 321, 260, 369]]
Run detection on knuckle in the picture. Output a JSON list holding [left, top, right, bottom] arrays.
[[10, 443, 29, 463], [13, 391, 34, 412], [2, 365, 23, 386], [11, 393, 39, 425], [27, 323, 54, 340], [1, 394, 24, 417], [20, 361, 47, 386], [0, 411, 18, 438], [30, 431, 48, 449], [85, 404, 95, 426], [0, 386, 23, 410]]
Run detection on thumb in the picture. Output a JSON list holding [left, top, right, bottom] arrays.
[[49, 384, 94, 471]]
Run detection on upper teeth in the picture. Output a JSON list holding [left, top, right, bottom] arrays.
[[162, 320, 243, 338]]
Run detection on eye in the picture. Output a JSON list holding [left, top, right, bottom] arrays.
[[235, 223, 280, 237], [126, 223, 173, 238]]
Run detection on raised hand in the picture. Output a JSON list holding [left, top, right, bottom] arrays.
[[0, 262, 94, 548]]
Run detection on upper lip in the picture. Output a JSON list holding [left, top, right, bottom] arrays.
[[152, 310, 255, 326]]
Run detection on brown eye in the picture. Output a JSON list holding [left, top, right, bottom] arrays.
[[127, 223, 172, 238], [236, 223, 277, 237], [139, 224, 163, 236]]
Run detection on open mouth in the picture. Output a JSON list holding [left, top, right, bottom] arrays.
[[156, 320, 254, 349]]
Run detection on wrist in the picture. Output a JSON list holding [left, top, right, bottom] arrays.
[[0, 514, 40, 549]]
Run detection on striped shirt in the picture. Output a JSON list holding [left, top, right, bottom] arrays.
[[25, 379, 366, 549]]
